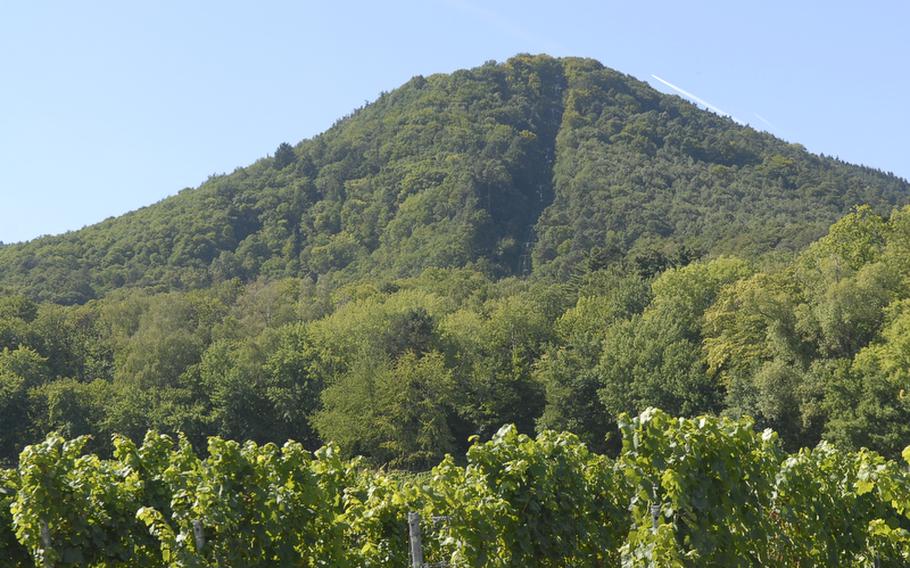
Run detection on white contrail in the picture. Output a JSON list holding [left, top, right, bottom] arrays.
[[651, 74, 743, 124], [753, 112, 775, 130]]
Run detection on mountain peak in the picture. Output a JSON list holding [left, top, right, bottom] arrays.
[[1, 56, 906, 303]]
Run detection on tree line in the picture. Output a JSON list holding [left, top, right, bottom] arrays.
[[2, 205, 910, 469]]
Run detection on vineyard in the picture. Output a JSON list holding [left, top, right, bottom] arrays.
[[2, 409, 910, 567]]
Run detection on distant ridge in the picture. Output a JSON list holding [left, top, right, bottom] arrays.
[[0, 54, 906, 303]]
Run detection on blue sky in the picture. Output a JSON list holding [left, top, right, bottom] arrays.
[[1, 1, 907, 243]]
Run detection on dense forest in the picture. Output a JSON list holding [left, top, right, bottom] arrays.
[[0, 55, 905, 304], [2, 54, 910, 564], [3, 202, 910, 470]]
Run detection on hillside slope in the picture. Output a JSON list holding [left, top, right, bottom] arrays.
[[1, 54, 906, 303]]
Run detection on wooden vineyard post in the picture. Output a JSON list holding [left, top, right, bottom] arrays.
[[193, 519, 205, 553], [408, 512, 424, 568], [39, 520, 52, 568]]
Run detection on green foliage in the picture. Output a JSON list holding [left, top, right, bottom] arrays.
[[273, 142, 297, 170], [598, 258, 750, 419], [0, 346, 50, 461], [315, 351, 460, 470], [3, 411, 910, 565], [0, 54, 907, 476], [10, 434, 157, 566], [618, 409, 782, 565], [7, 205, 910, 466], [535, 294, 623, 450], [438, 425, 628, 566], [194, 323, 323, 447], [0, 56, 904, 303], [0, 51, 909, 525], [0, 467, 29, 565], [440, 290, 556, 437], [1, 49, 910, 568]]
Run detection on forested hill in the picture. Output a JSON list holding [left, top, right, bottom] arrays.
[[1, 54, 907, 303]]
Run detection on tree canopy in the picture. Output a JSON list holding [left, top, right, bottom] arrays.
[[0, 55, 905, 304], [0, 55, 909, 472]]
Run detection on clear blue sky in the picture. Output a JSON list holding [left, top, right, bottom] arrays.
[[1, 1, 907, 243]]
